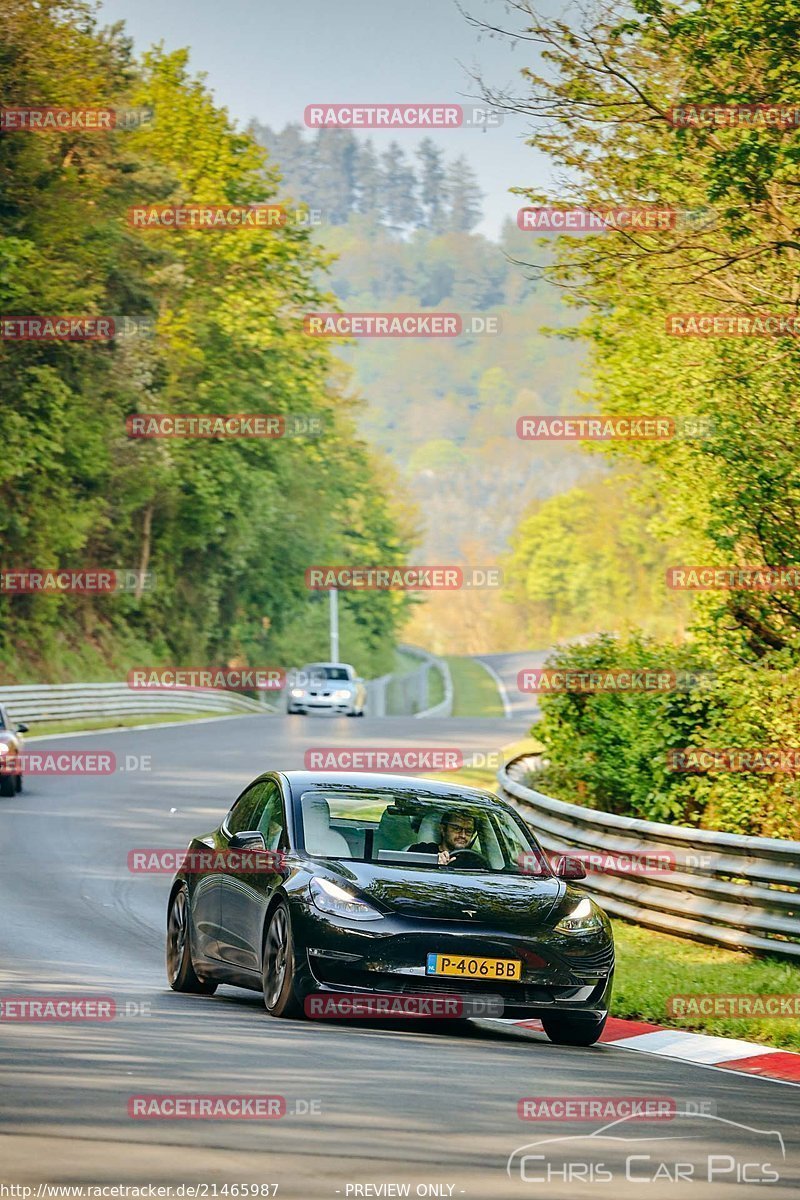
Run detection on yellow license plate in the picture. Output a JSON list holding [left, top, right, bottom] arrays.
[[426, 953, 521, 980]]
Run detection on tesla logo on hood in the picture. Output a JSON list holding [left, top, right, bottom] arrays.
[[463, 909, 477, 917]]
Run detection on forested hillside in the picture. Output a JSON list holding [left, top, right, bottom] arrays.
[[0, 1, 413, 682], [248, 124, 693, 651], [251, 126, 598, 595], [248, 125, 485, 234]]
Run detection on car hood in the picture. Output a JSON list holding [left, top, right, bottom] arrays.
[[300, 680, 353, 691], [314, 859, 563, 929]]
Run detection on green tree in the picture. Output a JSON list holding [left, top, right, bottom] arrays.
[[380, 142, 420, 232], [444, 156, 483, 232], [354, 139, 383, 220], [0, 1, 413, 681], [481, 0, 800, 661], [416, 138, 447, 233]]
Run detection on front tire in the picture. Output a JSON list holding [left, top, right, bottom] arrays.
[[15, 774, 22, 793], [262, 901, 303, 1018], [541, 1011, 607, 1046], [166, 884, 217, 994], [0, 773, 15, 798]]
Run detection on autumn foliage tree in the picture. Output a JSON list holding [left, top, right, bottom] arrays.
[[0, 0, 413, 680]]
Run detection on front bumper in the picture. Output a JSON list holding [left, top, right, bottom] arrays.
[[289, 694, 355, 713], [294, 908, 614, 1020]]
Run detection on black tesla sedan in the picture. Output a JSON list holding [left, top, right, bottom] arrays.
[[166, 771, 614, 1045]]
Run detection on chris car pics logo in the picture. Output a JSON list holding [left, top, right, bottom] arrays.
[[507, 1113, 785, 1186]]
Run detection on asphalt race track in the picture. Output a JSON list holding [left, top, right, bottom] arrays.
[[1, 714, 798, 1198]]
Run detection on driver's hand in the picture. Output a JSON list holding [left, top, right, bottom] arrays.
[[438, 849, 453, 865]]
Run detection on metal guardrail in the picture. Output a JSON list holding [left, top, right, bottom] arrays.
[[498, 755, 800, 960], [366, 645, 452, 718], [402, 644, 452, 718], [0, 682, 267, 725], [4, 645, 451, 728], [414, 655, 453, 718]]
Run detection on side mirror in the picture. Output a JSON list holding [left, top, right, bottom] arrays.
[[16, 723, 29, 734], [229, 831, 266, 851], [553, 855, 587, 881]]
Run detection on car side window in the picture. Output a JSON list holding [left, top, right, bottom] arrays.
[[227, 781, 271, 835], [257, 782, 287, 850]]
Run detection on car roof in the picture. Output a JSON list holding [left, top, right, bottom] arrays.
[[302, 662, 353, 669], [280, 770, 501, 803]]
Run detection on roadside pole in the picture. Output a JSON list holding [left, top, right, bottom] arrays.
[[329, 587, 339, 662]]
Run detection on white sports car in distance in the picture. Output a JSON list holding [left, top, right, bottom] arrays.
[[287, 662, 367, 717]]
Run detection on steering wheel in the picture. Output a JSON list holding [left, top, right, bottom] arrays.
[[447, 848, 489, 869]]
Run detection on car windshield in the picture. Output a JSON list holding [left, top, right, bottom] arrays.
[[298, 789, 551, 875], [304, 665, 350, 681]]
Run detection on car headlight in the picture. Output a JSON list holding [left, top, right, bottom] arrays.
[[332, 688, 352, 700], [0, 742, 9, 755], [554, 897, 603, 935], [309, 877, 383, 921], [290, 688, 305, 698]]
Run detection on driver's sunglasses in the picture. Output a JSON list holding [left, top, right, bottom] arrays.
[[445, 822, 475, 835]]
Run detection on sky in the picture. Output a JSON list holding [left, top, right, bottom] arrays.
[[96, 0, 565, 237]]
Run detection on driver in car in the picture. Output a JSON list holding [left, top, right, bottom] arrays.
[[407, 810, 478, 866]]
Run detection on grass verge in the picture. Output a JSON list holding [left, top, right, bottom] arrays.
[[611, 920, 800, 1051], [430, 766, 498, 791], [24, 711, 246, 738], [426, 664, 445, 710], [388, 649, 446, 713], [393, 648, 423, 676], [445, 656, 504, 717]]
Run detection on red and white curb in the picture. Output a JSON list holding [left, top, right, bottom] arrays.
[[505, 1016, 800, 1085]]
